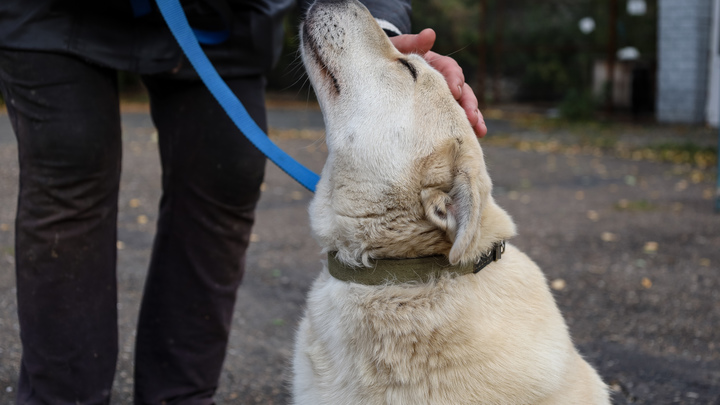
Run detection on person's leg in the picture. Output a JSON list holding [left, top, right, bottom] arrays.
[[0, 50, 122, 405], [134, 75, 266, 405]]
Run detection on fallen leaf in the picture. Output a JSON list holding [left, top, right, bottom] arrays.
[[699, 258, 711, 267], [674, 180, 688, 192], [587, 210, 599, 221], [643, 241, 658, 254], [129, 199, 141, 208], [550, 279, 566, 291], [137, 215, 148, 225], [641, 277, 652, 289], [0, 224, 8, 232], [601, 232, 617, 242], [250, 234, 260, 243], [690, 171, 703, 184], [117, 241, 125, 250]]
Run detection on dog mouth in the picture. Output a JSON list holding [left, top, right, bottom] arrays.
[[302, 23, 341, 95]]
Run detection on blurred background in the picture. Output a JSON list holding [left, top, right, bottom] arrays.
[[123, 0, 695, 124]]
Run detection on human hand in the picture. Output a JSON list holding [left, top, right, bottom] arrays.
[[389, 28, 487, 138]]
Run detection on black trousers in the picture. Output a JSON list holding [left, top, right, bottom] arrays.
[[0, 49, 267, 405]]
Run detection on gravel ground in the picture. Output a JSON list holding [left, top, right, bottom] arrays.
[[0, 106, 718, 404]]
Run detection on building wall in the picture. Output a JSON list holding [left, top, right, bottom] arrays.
[[706, 0, 720, 126], [657, 0, 713, 123]]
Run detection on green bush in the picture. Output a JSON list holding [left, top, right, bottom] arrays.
[[559, 89, 597, 121]]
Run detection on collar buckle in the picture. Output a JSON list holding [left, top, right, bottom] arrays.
[[473, 241, 506, 274]]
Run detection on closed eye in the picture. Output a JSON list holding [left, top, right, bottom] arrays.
[[398, 58, 417, 81]]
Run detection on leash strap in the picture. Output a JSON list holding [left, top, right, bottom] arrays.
[[154, 0, 321, 192]]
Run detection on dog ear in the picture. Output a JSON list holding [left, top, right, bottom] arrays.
[[421, 143, 489, 265], [446, 161, 486, 265], [421, 188, 458, 238]]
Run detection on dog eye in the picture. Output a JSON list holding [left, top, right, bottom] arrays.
[[398, 58, 418, 81]]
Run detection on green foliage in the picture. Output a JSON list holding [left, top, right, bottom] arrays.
[[559, 89, 598, 121], [266, 0, 658, 105]]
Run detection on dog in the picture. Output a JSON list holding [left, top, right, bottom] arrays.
[[292, 1, 610, 403]]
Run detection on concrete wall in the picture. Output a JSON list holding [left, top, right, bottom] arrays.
[[706, 0, 720, 126], [657, 0, 713, 123]]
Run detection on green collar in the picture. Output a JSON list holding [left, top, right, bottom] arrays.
[[328, 241, 506, 286]]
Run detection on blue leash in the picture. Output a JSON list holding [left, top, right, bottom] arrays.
[[153, 0, 320, 192]]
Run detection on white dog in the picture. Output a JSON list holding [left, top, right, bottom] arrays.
[[293, 1, 610, 404]]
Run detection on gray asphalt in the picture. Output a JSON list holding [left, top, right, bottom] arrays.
[[0, 107, 719, 404]]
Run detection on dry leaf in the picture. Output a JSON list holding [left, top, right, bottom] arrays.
[[250, 234, 260, 243], [550, 279, 566, 291], [641, 277, 652, 289], [587, 210, 599, 221], [137, 215, 148, 225], [116, 241, 125, 250], [643, 241, 658, 254], [129, 199, 141, 208], [601, 232, 617, 242]]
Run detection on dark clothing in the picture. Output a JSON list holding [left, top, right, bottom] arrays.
[[0, 49, 267, 404], [0, 0, 411, 77], [0, 0, 412, 403], [0, 51, 266, 405]]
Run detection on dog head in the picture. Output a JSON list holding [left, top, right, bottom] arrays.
[[301, 0, 515, 266]]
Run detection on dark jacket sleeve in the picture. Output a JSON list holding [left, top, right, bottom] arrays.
[[296, 0, 411, 34]]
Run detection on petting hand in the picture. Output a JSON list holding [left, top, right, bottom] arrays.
[[389, 28, 487, 138]]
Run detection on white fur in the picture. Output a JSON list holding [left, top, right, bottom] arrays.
[[293, 1, 609, 404]]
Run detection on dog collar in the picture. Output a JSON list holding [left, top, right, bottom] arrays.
[[327, 241, 506, 286]]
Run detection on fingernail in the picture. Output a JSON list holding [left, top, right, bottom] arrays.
[[458, 85, 463, 94]]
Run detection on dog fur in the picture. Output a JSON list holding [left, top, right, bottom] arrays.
[[292, 1, 610, 403]]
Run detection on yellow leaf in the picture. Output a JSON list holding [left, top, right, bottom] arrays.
[[550, 279, 566, 291], [643, 241, 658, 253]]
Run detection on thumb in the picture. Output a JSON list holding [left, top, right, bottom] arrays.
[[389, 28, 436, 55]]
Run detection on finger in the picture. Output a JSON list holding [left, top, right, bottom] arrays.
[[474, 110, 488, 138], [458, 83, 487, 138], [388, 28, 436, 55], [424, 51, 465, 100]]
